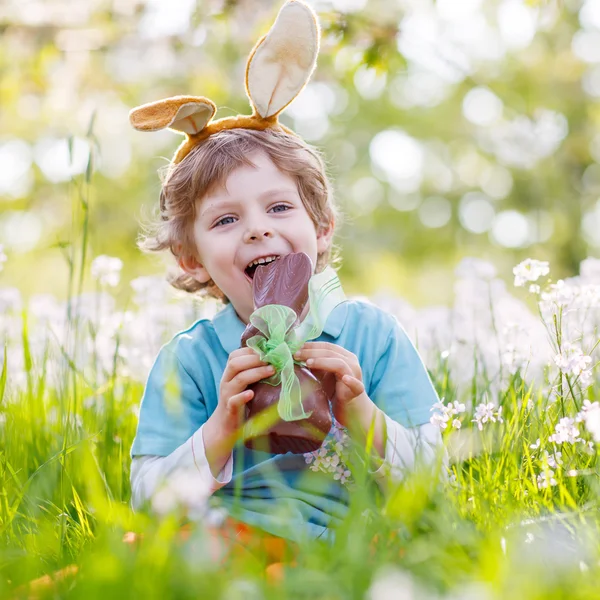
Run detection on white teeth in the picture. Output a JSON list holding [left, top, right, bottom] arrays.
[[246, 255, 280, 269]]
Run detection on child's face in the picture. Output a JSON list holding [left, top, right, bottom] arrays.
[[179, 150, 334, 324]]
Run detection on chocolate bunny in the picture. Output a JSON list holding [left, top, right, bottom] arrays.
[[241, 252, 335, 454]]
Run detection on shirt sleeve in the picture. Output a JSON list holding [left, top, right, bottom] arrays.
[[131, 346, 209, 457], [370, 416, 447, 494], [368, 315, 441, 428], [130, 424, 233, 516]]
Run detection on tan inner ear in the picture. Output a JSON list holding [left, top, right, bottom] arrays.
[[130, 96, 216, 134], [170, 103, 214, 134], [246, 1, 319, 119]]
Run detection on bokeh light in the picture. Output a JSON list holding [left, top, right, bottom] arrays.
[[462, 87, 503, 126], [354, 66, 387, 100], [478, 164, 513, 199], [370, 130, 424, 192], [491, 209, 530, 248], [34, 137, 90, 183], [0, 139, 33, 198], [527, 209, 554, 244], [418, 196, 452, 228], [582, 199, 600, 246], [0, 210, 43, 252], [497, 0, 537, 50], [388, 190, 421, 212], [459, 192, 496, 234], [350, 177, 384, 215]]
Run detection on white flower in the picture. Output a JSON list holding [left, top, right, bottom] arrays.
[[0, 244, 7, 272], [542, 450, 562, 469], [333, 466, 352, 484], [578, 401, 600, 442], [537, 468, 557, 489], [577, 400, 599, 419], [303, 420, 353, 485], [430, 398, 466, 430], [530, 438, 541, 450], [577, 369, 594, 388], [529, 284, 540, 294], [430, 412, 449, 429], [131, 275, 170, 306], [580, 257, 600, 282], [91, 255, 123, 287], [553, 342, 593, 386], [452, 419, 462, 429], [472, 402, 502, 431], [549, 417, 581, 444], [431, 400, 446, 412], [0, 287, 21, 313], [449, 400, 466, 415], [539, 280, 574, 314], [501, 344, 529, 375], [513, 259, 550, 287]]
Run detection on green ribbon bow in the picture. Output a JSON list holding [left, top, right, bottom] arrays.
[[245, 265, 346, 422]]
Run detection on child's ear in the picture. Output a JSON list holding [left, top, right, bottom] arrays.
[[316, 217, 335, 254], [177, 254, 211, 284]]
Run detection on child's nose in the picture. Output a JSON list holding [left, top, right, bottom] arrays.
[[244, 228, 274, 243]]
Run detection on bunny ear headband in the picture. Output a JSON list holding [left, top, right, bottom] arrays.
[[129, 0, 320, 168]]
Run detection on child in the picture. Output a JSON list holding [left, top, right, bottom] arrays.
[[129, 0, 443, 546]]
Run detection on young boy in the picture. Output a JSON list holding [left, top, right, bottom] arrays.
[[129, 0, 443, 545]]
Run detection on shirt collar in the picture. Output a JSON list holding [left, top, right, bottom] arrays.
[[212, 300, 349, 355]]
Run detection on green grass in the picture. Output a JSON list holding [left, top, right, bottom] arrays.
[[1, 139, 599, 599], [1, 301, 599, 599]]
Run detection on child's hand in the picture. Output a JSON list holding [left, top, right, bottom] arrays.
[[203, 348, 275, 477], [293, 342, 373, 429], [216, 347, 276, 433]]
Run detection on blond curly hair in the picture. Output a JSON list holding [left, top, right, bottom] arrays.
[[137, 128, 343, 304]]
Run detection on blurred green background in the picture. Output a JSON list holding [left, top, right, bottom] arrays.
[[0, 0, 597, 307]]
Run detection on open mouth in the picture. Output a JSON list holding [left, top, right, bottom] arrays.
[[244, 255, 281, 282]]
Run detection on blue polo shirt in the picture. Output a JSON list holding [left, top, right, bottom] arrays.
[[131, 299, 440, 541]]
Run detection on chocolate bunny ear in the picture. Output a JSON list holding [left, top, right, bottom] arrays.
[[129, 96, 217, 135], [252, 253, 313, 316], [245, 1, 320, 119]]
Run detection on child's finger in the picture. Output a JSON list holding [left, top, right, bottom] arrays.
[[229, 347, 259, 357], [227, 389, 254, 414], [297, 342, 357, 361], [342, 374, 365, 396], [223, 353, 268, 381], [294, 347, 346, 360], [302, 357, 352, 378], [230, 365, 275, 390]]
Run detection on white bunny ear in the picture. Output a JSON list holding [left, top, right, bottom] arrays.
[[245, 1, 320, 119], [129, 96, 216, 134]]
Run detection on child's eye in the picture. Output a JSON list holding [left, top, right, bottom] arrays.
[[214, 216, 236, 227], [270, 204, 291, 213], [214, 204, 291, 227]]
